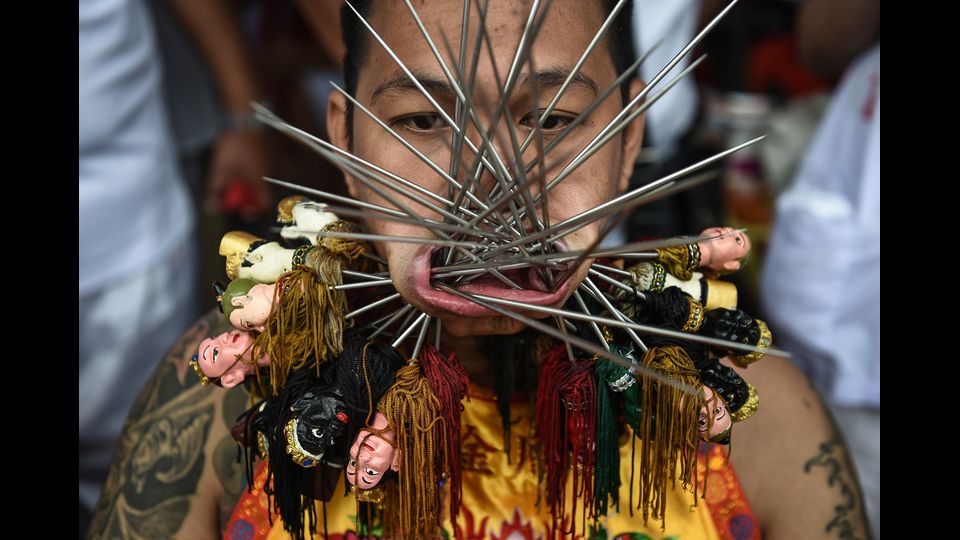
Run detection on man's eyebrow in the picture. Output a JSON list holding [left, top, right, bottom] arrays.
[[515, 67, 600, 99], [370, 71, 456, 104]]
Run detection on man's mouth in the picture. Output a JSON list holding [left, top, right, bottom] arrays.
[[411, 246, 577, 317]]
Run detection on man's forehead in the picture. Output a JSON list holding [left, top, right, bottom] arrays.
[[357, 0, 611, 97]]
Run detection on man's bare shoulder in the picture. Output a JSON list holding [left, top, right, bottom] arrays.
[[87, 310, 252, 540], [729, 355, 872, 540]]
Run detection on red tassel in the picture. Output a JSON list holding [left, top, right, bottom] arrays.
[[534, 345, 597, 538], [419, 344, 470, 524]]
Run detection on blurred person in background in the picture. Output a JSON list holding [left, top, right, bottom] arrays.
[[79, 0, 270, 535], [761, 0, 880, 538]]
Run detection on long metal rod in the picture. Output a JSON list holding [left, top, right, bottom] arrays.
[[440, 287, 790, 358], [343, 0, 503, 178], [392, 312, 430, 349], [542, 0, 741, 190], [435, 284, 703, 394], [581, 277, 648, 353], [345, 292, 403, 320], [544, 55, 708, 193], [368, 304, 414, 339]]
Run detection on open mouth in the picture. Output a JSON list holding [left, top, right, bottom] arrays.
[[411, 245, 577, 317]]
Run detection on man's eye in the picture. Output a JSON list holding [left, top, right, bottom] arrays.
[[521, 111, 573, 132], [349, 459, 357, 468], [364, 467, 380, 476], [397, 114, 444, 132], [212, 347, 219, 364], [311, 428, 324, 439]]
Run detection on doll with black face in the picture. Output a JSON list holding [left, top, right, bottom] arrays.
[[285, 387, 350, 467]]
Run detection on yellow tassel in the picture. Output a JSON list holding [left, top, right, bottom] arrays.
[[376, 362, 446, 539], [634, 346, 703, 528]]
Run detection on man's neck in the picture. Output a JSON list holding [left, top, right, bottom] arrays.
[[438, 332, 497, 389]]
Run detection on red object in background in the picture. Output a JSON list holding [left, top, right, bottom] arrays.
[[219, 178, 263, 218], [748, 34, 829, 99]]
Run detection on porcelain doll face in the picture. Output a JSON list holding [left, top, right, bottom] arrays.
[[228, 283, 276, 331], [345, 412, 399, 489], [698, 386, 732, 441], [196, 330, 256, 383], [700, 227, 750, 272], [237, 241, 296, 283]]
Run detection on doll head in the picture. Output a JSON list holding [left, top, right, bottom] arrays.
[[698, 385, 733, 443], [699, 227, 751, 272], [219, 278, 276, 332], [191, 329, 258, 388], [345, 412, 399, 490]]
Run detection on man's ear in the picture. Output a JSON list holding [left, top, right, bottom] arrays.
[[617, 78, 647, 193], [231, 296, 246, 307], [391, 449, 401, 472], [327, 91, 360, 199]]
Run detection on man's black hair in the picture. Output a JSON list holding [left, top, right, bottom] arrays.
[[339, 0, 637, 140]]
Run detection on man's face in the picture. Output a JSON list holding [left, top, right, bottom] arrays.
[[228, 283, 275, 331], [329, 0, 644, 337], [196, 330, 256, 378]]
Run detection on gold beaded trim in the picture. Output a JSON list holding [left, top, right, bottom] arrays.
[[283, 418, 323, 468], [733, 319, 772, 366], [731, 384, 759, 422], [682, 296, 705, 332]]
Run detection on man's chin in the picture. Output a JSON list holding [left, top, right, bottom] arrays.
[[439, 314, 531, 337]]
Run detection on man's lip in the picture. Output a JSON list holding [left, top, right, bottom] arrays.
[[361, 442, 376, 452], [411, 246, 575, 317]]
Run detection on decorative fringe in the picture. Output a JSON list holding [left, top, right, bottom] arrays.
[[377, 361, 446, 539], [419, 344, 470, 524], [254, 368, 325, 540], [492, 337, 517, 460], [633, 345, 703, 529], [593, 353, 626, 517], [251, 268, 330, 395], [333, 337, 403, 494], [535, 345, 597, 537]]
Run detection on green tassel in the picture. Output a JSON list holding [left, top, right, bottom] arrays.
[[593, 344, 632, 517], [493, 337, 517, 460]]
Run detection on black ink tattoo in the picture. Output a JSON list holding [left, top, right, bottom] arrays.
[[803, 438, 866, 540], [87, 310, 247, 539]]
